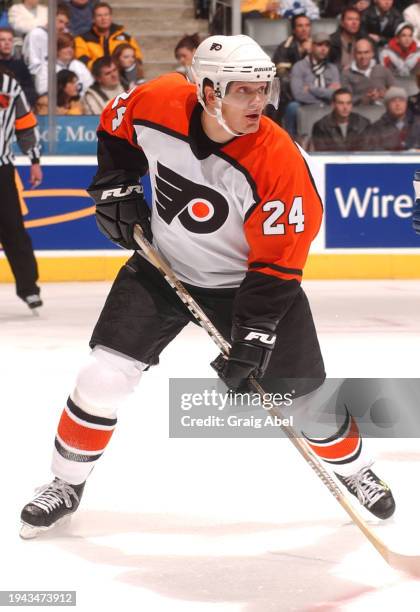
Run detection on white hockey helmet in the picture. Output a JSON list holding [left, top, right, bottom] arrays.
[[190, 35, 278, 134]]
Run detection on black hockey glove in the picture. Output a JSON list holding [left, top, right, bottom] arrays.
[[211, 325, 277, 392], [88, 182, 152, 249]]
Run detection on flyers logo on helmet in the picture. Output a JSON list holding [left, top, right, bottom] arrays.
[[155, 162, 229, 233], [0, 94, 10, 109]]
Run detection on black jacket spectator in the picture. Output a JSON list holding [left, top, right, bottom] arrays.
[[367, 86, 420, 148], [362, 0, 403, 47], [367, 109, 420, 148], [329, 9, 366, 69], [0, 27, 36, 106], [273, 35, 308, 66], [0, 57, 36, 105], [312, 111, 370, 149], [272, 15, 312, 68], [312, 88, 370, 150]]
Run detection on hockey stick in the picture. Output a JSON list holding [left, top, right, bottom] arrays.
[[133, 224, 420, 578]]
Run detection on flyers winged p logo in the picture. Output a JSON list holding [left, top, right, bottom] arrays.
[[155, 162, 229, 234]]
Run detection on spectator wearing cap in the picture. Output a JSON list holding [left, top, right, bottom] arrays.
[[403, 0, 420, 44], [380, 21, 420, 75], [367, 85, 420, 148], [329, 7, 366, 70], [312, 87, 370, 150], [342, 37, 395, 104], [286, 32, 341, 135], [362, 0, 403, 48], [8, 0, 47, 39], [64, 0, 97, 37]]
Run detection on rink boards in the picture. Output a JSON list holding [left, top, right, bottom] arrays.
[[0, 154, 419, 281]]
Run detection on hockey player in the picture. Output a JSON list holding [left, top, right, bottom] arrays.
[[20, 35, 395, 538]]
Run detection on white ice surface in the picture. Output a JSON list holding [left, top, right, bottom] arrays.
[[1, 280, 420, 612]]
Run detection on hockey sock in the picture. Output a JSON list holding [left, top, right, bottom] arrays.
[[51, 346, 145, 485], [303, 407, 370, 477], [52, 397, 117, 485]]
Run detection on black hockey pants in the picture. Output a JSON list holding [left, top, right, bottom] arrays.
[[0, 164, 39, 298]]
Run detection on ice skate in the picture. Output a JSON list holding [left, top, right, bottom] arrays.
[[20, 478, 85, 539], [22, 294, 43, 316], [335, 463, 395, 519]]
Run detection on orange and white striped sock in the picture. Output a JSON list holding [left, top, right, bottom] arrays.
[[304, 407, 368, 477], [52, 397, 117, 485]]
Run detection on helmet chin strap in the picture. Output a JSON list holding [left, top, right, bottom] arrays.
[[200, 97, 246, 138]]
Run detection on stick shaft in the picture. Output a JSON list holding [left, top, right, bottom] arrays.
[[133, 225, 392, 564]]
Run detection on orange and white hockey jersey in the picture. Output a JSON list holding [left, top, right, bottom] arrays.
[[95, 73, 323, 327]]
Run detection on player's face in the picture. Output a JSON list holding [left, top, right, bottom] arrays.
[[222, 81, 269, 133], [333, 93, 352, 119], [176, 46, 195, 67], [94, 7, 113, 30], [0, 31, 13, 56]]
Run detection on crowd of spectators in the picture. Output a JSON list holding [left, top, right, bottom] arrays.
[[0, 0, 144, 117], [264, 0, 420, 150], [2, 0, 420, 151]]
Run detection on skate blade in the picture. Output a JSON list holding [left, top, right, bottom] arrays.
[[20, 515, 71, 540]]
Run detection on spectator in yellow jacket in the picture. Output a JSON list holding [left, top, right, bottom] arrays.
[[75, 1, 142, 70]]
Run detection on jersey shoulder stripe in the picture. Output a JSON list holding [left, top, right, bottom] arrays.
[[99, 73, 197, 145]]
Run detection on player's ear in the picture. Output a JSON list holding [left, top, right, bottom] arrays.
[[203, 83, 216, 109]]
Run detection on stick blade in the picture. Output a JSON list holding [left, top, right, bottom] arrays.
[[387, 550, 420, 578]]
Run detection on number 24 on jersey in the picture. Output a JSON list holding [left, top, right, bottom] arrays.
[[262, 197, 304, 235]]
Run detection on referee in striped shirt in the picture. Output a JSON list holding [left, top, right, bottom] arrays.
[[0, 66, 43, 311]]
